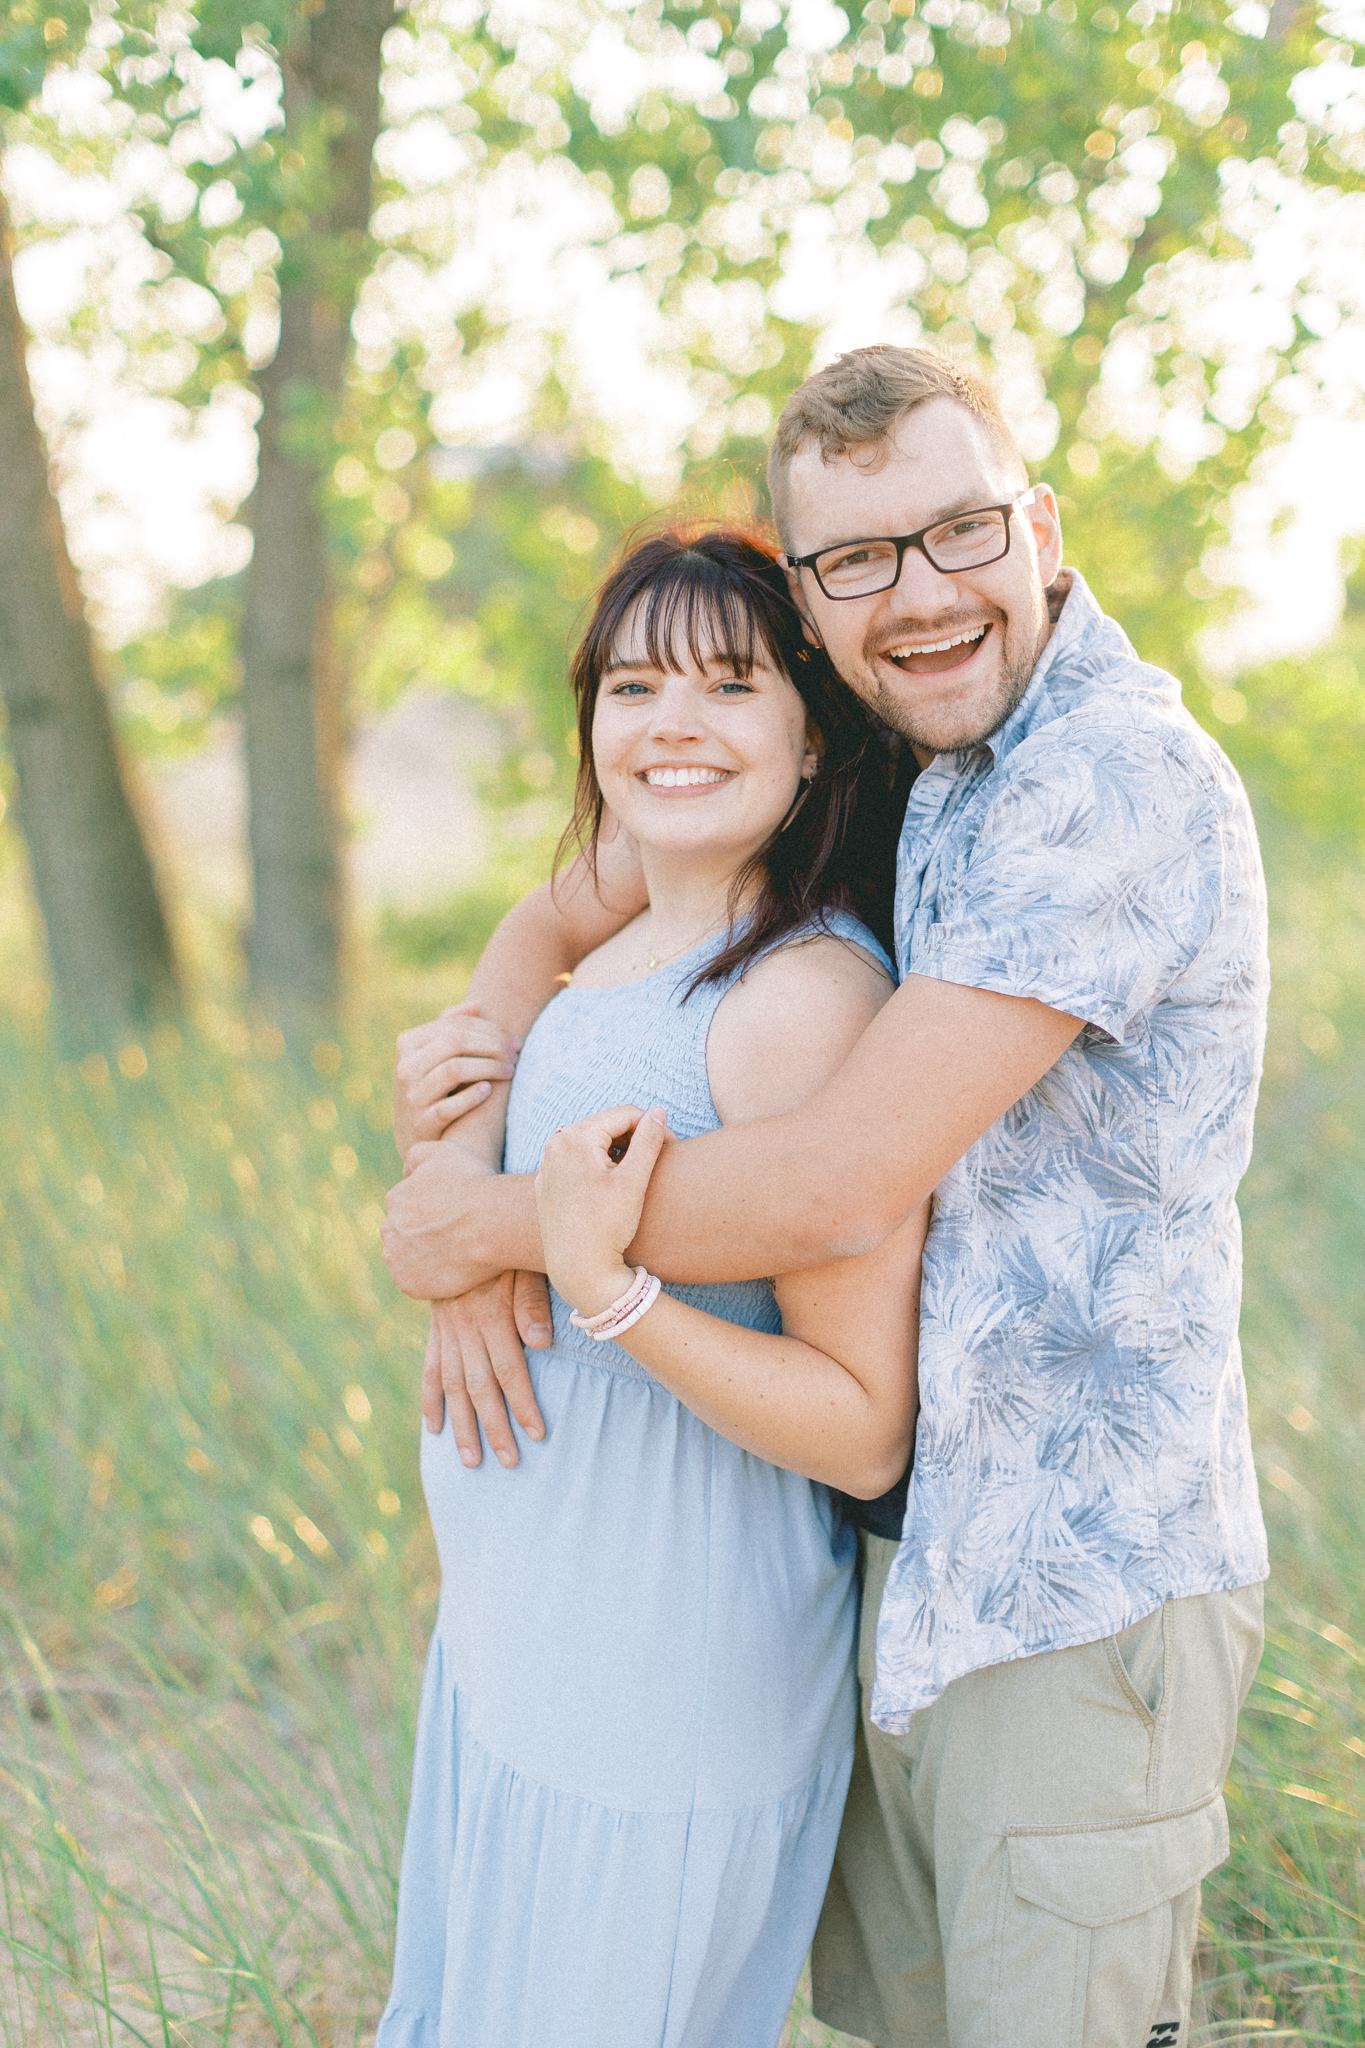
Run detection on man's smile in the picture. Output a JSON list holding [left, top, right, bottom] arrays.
[[879, 623, 993, 677]]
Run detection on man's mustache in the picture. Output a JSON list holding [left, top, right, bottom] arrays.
[[864, 613, 1003, 662]]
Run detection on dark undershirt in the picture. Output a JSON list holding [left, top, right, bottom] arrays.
[[836, 1449, 913, 1541]]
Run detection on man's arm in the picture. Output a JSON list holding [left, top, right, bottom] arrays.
[[384, 973, 1082, 1297]]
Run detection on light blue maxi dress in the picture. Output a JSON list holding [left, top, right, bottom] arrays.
[[377, 914, 890, 2048]]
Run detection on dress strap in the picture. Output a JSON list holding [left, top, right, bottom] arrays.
[[805, 909, 895, 980]]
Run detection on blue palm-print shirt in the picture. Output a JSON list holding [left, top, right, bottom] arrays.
[[872, 568, 1270, 1733]]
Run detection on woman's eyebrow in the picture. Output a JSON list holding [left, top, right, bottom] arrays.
[[600, 652, 754, 678]]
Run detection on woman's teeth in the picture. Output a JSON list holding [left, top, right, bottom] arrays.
[[643, 766, 730, 787]]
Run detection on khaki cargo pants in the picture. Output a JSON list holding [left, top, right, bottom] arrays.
[[811, 1536, 1264, 2048]]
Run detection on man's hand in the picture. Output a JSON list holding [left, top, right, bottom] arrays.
[[394, 1003, 519, 1156], [422, 1272, 553, 1465], [383, 1139, 504, 1298]]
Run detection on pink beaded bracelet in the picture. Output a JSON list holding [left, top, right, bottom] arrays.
[[569, 1266, 662, 1342]]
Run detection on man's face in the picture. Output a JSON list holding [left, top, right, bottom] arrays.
[[782, 396, 1064, 759]]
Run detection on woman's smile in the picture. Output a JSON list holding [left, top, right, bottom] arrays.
[[639, 764, 735, 791]]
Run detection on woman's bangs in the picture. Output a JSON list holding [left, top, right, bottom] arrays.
[[632, 560, 771, 679]]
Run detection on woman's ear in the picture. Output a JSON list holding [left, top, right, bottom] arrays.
[[801, 727, 822, 782]]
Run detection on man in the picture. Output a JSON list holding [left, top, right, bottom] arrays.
[[383, 345, 1269, 2048]]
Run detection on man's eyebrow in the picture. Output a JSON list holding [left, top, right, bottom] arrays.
[[807, 491, 997, 551]]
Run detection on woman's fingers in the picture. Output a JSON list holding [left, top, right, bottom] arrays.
[[543, 1104, 647, 1167], [535, 1107, 672, 1314], [399, 1008, 519, 1071], [413, 1053, 518, 1111], [543, 1105, 669, 1180], [611, 1104, 671, 1195]]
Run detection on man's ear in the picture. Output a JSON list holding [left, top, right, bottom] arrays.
[[782, 560, 825, 648], [1026, 483, 1064, 586]]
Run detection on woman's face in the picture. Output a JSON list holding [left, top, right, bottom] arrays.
[[591, 599, 817, 871]]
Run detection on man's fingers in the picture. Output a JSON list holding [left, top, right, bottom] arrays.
[[399, 1138, 441, 1181], [456, 1316, 523, 1469], [432, 1303, 483, 1466], [513, 1269, 554, 1351], [483, 1308, 545, 1443], [421, 1313, 446, 1433]]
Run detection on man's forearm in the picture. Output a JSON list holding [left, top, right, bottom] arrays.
[[627, 977, 1082, 1283], [404, 976, 1080, 1299], [474, 1172, 545, 1275]]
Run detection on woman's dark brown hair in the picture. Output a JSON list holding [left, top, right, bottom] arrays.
[[559, 522, 912, 990]]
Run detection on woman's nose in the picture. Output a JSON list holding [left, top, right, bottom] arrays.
[[646, 679, 704, 740]]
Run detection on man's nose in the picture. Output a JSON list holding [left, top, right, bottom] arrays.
[[882, 546, 961, 617]]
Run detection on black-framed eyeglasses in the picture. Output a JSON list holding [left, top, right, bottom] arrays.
[[785, 488, 1037, 601]]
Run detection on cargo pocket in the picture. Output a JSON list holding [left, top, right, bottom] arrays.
[[990, 1796, 1228, 2048]]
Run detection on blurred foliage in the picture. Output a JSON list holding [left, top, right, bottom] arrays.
[[2, 0, 1362, 887], [1203, 543, 1365, 855]]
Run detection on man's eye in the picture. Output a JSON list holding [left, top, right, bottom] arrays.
[[829, 547, 875, 569], [945, 519, 988, 538]]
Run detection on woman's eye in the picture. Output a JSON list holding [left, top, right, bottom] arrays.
[[609, 681, 651, 697], [715, 680, 753, 695]]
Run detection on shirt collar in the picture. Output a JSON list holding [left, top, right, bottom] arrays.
[[978, 567, 1104, 770], [908, 570, 1108, 787]]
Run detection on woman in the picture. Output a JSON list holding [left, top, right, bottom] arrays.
[[377, 528, 927, 2048]]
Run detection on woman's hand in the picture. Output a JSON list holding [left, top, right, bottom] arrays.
[[535, 1105, 671, 1318], [394, 1002, 520, 1154]]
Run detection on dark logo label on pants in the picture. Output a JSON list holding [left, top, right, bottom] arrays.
[[1147, 2026, 1180, 2048]]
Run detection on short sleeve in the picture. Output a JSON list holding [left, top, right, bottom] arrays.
[[913, 728, 1226, 1043]]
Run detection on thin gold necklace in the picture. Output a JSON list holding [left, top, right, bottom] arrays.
[[645, 915, 728, 973]]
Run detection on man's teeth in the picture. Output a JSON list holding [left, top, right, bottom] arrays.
[[886, 627, 988, 658], [644, 766, 729, 787]]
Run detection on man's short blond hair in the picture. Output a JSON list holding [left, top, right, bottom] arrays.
[[768, 345, 1027, 547]]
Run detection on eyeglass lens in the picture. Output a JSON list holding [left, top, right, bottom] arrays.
[[815, 509, 1010, 595]]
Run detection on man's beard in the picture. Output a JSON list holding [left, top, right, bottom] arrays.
[[855, 596, 1049, 754], [858, 620, 1036, 754]]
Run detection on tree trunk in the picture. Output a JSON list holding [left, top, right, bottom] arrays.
[[0, 190, 177, 1049], [238, 0, 394, 1026]]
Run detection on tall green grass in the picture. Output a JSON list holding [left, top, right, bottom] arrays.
[[1, 806, 1361, 2044]]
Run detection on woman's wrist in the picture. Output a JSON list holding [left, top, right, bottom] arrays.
[[558, 1262, 637, 1321]]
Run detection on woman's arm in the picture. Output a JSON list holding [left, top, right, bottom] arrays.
[[393, 827, 648, 1157], [536, 1107, 922, 1494]]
